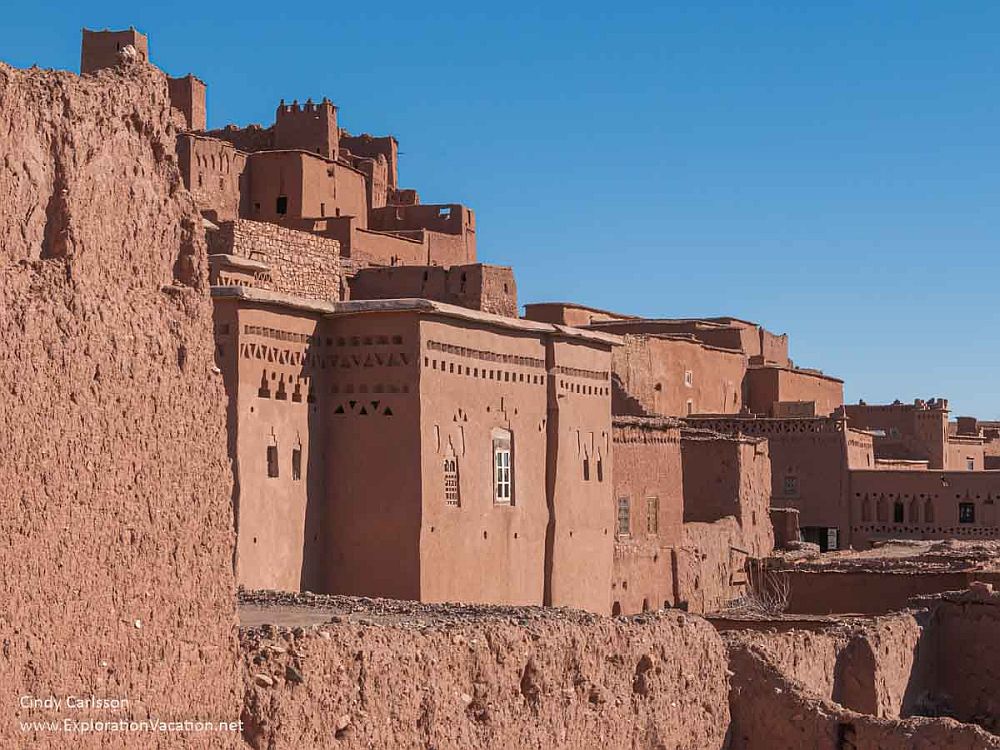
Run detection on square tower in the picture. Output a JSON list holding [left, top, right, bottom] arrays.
[[81, 27, 149, 74], [168, 75, 207, 131], [274, 99, 338, 160]]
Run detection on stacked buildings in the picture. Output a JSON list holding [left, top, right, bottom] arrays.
[[81, 27, 1000, 616]]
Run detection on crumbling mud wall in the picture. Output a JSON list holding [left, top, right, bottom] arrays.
[[240, 613, 730, 750], [0, 62, 241, 746], [722, 605, 1000, 748], [921, 588, 1000, 733], [721, 613, 924, 719], [726, 642, 1000, 749]]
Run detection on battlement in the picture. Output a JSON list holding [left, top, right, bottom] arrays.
[[274, 98, 338, 159]]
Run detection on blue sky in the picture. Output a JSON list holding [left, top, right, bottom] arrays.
[[5, 3, 999, 417]]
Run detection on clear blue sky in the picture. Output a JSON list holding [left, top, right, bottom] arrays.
[[4, 3, 999, 417]]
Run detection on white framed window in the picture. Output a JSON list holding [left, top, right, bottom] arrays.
[[444, 456, 460, 506], [684, 370, 694, 388], [493, 428, 513, 504]]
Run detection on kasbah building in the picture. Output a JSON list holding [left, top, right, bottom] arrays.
[[85, 27, 1000, 618]]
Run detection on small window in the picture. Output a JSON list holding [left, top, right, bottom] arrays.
[[889, 427, 901, 439], [267, 445, 279, 478], [493, 429, 513, 504], [320, 202, 326, 217], [276, 195, 288, 215], [617, 497, 631, 536], [291, 447, 302, 481], [583, 454, 590, 481], [444, 457, 460, 506], [967, 458, 975, 471], [646, 496, 659, 535], [684, 370, 693, 388], [686, 399, 694, 416], [959, 502, 975, 524], [893, 501, 904, 523], [783, 475, 799, 497]]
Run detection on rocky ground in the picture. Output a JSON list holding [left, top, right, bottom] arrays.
[[771, 538, 1000, 572]]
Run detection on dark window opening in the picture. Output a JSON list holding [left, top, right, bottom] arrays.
[[320, 202, 326, 217], [959, 502, 976, 524], [583, 456, 590, 481], [276, 196, 288, 215], [292, 448, 302, 481], [893, 501, 904, 523], [267, 445, 279, 478]]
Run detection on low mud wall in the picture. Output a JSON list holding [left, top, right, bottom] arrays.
[[780, 569, 1000, 615], [726, 644, 1000, 749], [921, 589, 1000, 733], [240, 610, 730, 750]]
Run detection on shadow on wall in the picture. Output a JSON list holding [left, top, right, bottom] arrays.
[[299, 335, 326, 592], [723, 590, 1000, 747]]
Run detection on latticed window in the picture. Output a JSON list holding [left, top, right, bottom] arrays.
[[617, 497, 631, 536], [444, 457, 460, 506], [646, 496, 659, 535], [783, 475, 799, 497], [493, 429, 513, 504]]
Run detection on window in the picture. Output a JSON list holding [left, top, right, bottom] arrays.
[[320, 202, 326, 217], [686, 399, 694, 416], [291, 447, 301, 481], [266, 445, 279, 478], [967, 458, 975, 471], [617, 497, 631, 536], [493, 429, 512, 504], [276, 196, 288, 215], [444, 456, 460, 506], [684, 370, 693, 388], [583, 454, 590, 481], [783, 475, 799, 497], [646, 496, 659, 535], [893, 501, 904, 523], [889, 427, 901, 439], [959, 502, 975, 524]]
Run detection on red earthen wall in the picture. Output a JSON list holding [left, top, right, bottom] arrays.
[[744, 365, 844, 417], [849, 469, 1000, 548], [612, 334, 747, 417], [0, 61, 240, 747], [177, 134, 246, 221]]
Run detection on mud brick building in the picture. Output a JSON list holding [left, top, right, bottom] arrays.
[[75, 26, 1000, 620]]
